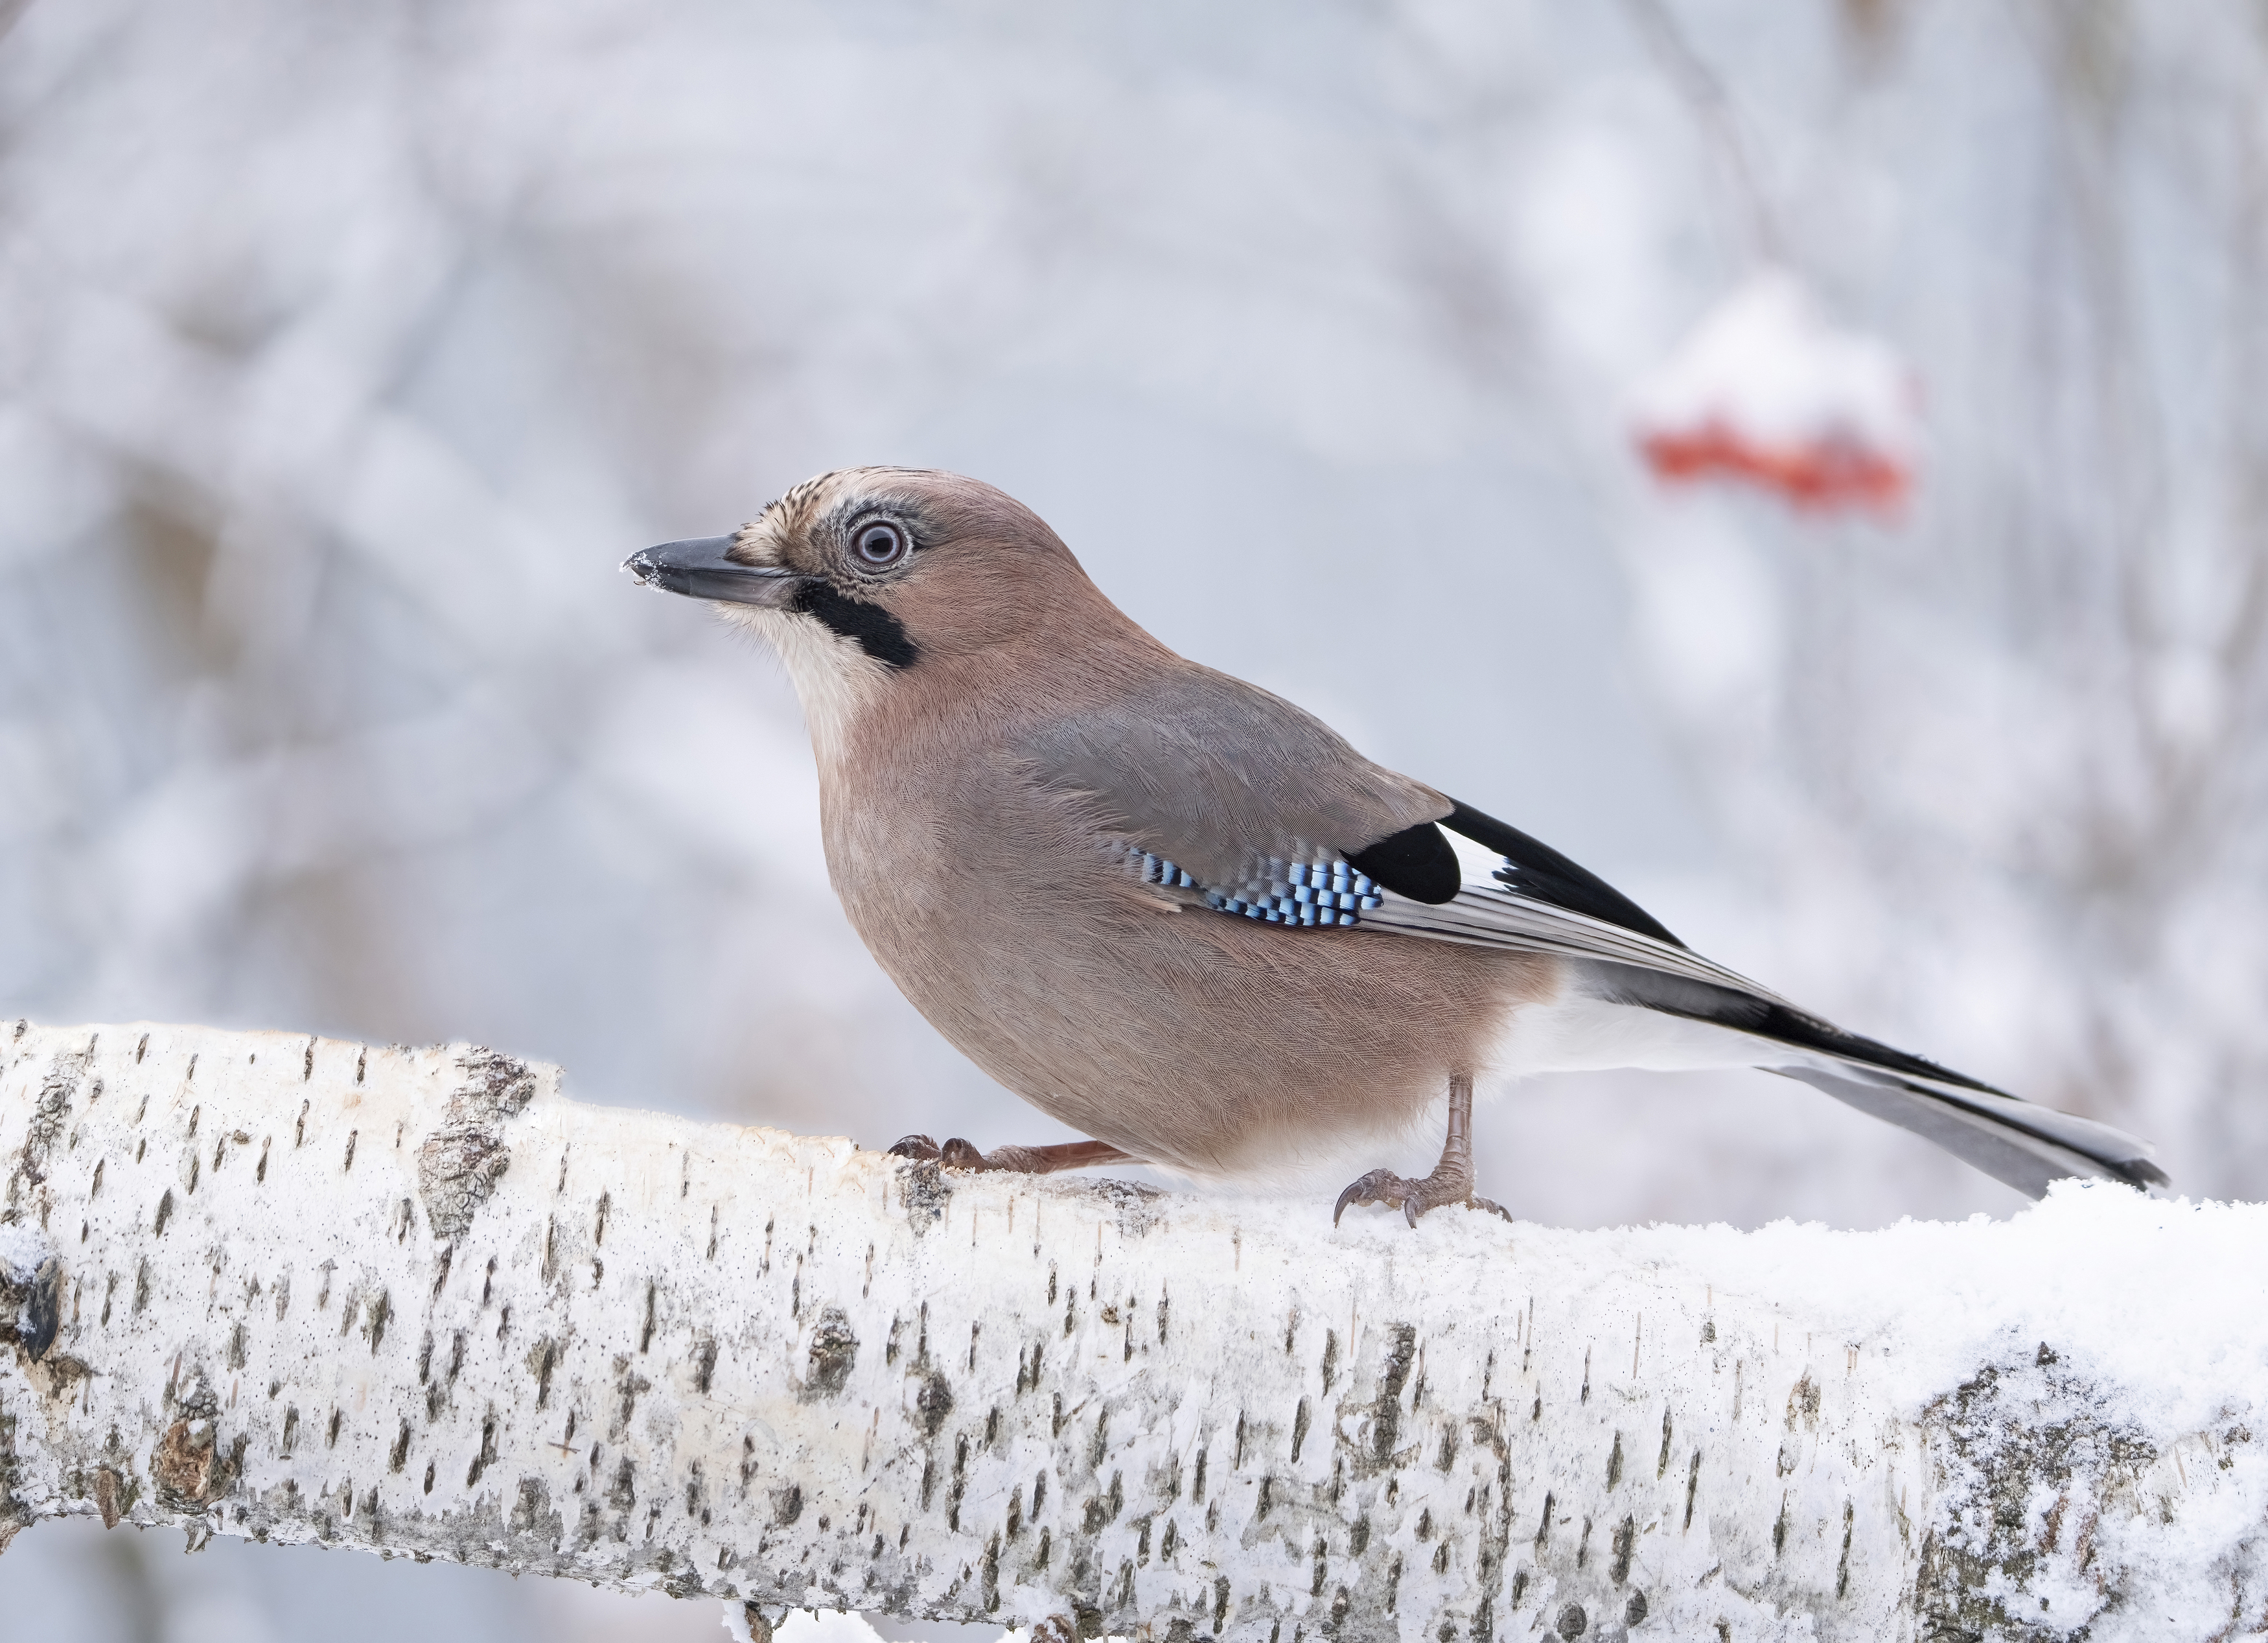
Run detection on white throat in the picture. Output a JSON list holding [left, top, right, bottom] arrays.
[[730, 607, 894, 769]]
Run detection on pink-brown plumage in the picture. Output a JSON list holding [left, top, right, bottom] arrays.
[[624, 465, 2166, 1213]]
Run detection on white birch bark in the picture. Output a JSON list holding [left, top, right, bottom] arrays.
[[1, 1021, 2262, 1643]]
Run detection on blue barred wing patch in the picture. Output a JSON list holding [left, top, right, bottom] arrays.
[[1133, 850, 1383, 929]]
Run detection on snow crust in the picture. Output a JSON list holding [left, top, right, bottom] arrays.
[[1582, 1180, 2267, 1439], [0, 1219, 51, 1285]]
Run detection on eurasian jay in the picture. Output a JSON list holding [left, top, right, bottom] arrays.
[[625, 467, 2164, 1224]]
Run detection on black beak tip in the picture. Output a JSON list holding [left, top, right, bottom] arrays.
[[621, 535, 794, 607]]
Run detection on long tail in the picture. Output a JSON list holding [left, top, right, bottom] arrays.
[[1585, 962, 2167, 1198]]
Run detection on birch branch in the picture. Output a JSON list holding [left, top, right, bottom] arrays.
[[0, 1021, 2261, 1643]]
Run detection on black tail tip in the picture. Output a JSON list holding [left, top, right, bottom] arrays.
[[2113, 1157, 2172, 1193], [2080, 1155, 2170, 1193]]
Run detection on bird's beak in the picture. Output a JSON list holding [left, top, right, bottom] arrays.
[[621, 536, 801, 607]]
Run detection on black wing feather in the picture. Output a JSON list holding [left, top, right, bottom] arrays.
[[1442, 800, 1685, 948], [1346, 821, 1461, 904]]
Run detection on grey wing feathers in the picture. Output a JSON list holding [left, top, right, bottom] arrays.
[[1369, 874, 2166, 1197], [1018, 665, 1450, 889]]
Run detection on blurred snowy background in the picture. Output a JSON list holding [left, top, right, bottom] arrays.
[[3, 0, 2265, 1636]]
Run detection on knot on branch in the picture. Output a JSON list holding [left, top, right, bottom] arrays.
[[0, 1222, 61, 1364], [417, 1049, 541, 1242], [4, 1043, 87, 1230]]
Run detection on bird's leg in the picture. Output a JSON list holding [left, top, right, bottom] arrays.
[[1334, 1075, 1513, 1228], [887, 1136, 1134, 1175]]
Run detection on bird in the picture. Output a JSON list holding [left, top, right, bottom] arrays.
[[623, 467, 2166, 1224]]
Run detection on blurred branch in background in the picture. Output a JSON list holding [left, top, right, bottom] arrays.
[[1622, 0, 1780, 262]]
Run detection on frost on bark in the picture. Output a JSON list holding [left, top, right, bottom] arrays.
[[0, 1021, 2262, 1642]]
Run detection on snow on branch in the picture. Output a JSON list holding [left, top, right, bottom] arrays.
[[1, 1021, 2262, 1642]]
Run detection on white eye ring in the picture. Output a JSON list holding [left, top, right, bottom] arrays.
[[851, 519, 908, 568]]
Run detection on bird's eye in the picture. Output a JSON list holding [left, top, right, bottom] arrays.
[[851, 520, 908, 568]]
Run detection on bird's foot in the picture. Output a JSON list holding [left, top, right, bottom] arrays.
[[1334, 1164, 1507, 1228], [885, 1136, 1036, 1171], [1334, 1072, 1509, 1229], [886, 1136, 1133, 1175]]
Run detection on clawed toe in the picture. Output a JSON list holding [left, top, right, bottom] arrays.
[[890, 1134, 992, 1169], [889, 1136, 1132, 1176], [1334, 1169, 1499, 1229], [1334, 1169, 1418, 1227], [1333, 1072, 1502, 1228]]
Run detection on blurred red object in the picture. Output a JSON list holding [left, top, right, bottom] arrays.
[[1629, 269, 1919, 514]]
